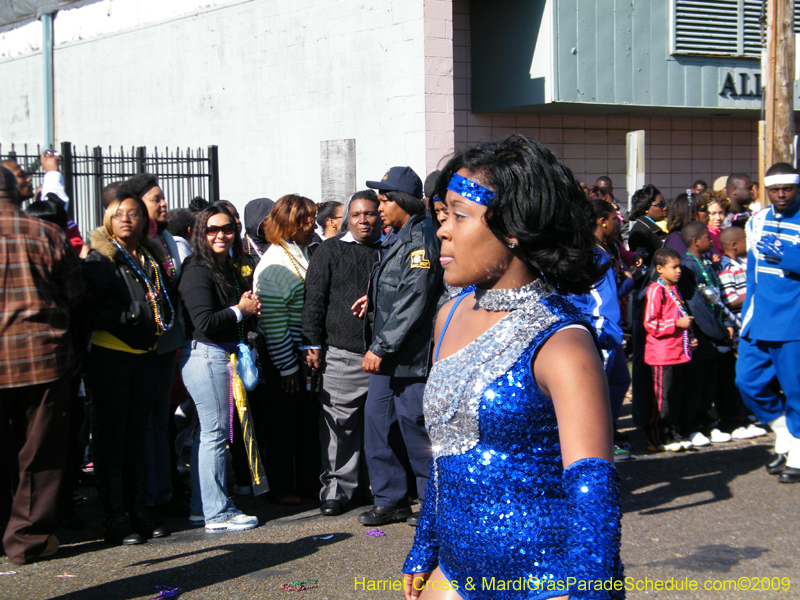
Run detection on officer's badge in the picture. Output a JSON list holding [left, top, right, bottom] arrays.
[[410, 249, 430, 269]]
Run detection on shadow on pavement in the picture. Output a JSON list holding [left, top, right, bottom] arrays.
[[47, 533, 351, 600], [639, 544, 770, 573], [617, 443, 772, 515]]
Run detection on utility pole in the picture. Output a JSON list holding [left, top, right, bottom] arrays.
[[763, 0, 796, 205], [41, 12, 55, 150]]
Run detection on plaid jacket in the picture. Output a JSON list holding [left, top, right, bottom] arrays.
[[0, 202, 85, 388]]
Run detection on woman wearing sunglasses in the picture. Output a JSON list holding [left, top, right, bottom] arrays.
[[178, 206, 261, 532], [81, 190, 174, 545]]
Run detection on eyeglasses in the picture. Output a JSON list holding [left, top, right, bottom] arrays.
[[653, 201, 667, 209], [206, 224, 236, 236], [111, 211, 141, 221]]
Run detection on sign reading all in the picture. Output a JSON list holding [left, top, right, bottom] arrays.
[[719, 72, 762, 97]]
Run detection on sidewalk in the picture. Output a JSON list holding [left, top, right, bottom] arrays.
[[2, 431, 797, 599]]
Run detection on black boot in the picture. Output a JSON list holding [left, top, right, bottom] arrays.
[[125, 466, 169, 539], [95, 467, 144, 545]]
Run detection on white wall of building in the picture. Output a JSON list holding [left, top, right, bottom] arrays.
[[0, 0, 430, 208]]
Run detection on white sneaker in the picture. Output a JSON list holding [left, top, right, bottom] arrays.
[[232, 485, 252, 496], [746, 424, 767, 437], [688, 432, 711, 447], [709, 429, 732, 443], [662, 441, 685, 452], [732, 426, 759, 440], [205, 513, 258, 533]]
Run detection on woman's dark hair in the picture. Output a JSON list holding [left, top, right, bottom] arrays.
[[383, 190, 425, 217], [589, 199, 615, 222], [186, 206, 245, 299], [691, 193, 708, 220], [424, 172, 446, 228], [189, 196, 209, 214], [667, 193, 692, 233], [120, 172, 159, 200], [166, 208, 195, 239], [434, 134, 603, 295], [316, 200, 343, 228], [629, 184, 662, 221], [24, 197, 68, 231]]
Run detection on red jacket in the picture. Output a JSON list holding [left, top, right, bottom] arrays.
[[644, 281, 691, 366]]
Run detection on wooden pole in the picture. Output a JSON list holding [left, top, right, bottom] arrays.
[[759, 120, 766, 206], [765, 0, 796, 176]]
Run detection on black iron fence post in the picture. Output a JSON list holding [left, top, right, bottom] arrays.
[[208, 145, 220, 203], [136, 146, 146, 174], [60, 141, 75, 221], [93, 146, 104, 216]]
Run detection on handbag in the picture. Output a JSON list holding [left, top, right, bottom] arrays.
[[236, 341, 259, 391]]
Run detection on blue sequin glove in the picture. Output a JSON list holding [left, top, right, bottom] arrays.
[[562, 458, 624, 599], [403, 461, 439, 574], [757, 235, 784, 264]]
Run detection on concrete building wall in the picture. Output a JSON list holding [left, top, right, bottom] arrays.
[[0, 0, 431, 207], [453, 0, 759, 203]]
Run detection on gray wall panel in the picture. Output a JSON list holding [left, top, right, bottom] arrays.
[[594, 0, 616, 104], [631, 0, 652, 106], [613, 0, 634, 104], [472, 0, 779, 112], [649, 0, 669, 105], [557, 0, 579, 102], [577, 0, 598, 103]]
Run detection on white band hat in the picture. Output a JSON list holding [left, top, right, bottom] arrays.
[[764, 174, 800, 187]]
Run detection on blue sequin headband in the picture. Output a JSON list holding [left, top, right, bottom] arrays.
[[447, 173, 495, 206]]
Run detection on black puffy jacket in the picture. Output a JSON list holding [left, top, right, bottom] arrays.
[[365, 213, 444, 378], [78, 227, 170, 351]]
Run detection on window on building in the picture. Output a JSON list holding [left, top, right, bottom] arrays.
[[673, 0, 800, 57]]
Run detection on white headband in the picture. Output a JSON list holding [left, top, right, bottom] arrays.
[[764, 174, 800, 187]]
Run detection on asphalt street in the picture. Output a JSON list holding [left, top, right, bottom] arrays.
[[2, 408, 799, 600]]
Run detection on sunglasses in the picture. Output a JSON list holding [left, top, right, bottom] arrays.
[[695, 206, 708, 213], [206, 224, 236, 236], [653, 201, 667, 209]]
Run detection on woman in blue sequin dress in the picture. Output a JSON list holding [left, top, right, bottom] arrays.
[[402, 136, 624, 600]]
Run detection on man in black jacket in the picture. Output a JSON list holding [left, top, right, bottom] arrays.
[[302, 191, 383, 516], [358, 167, 444, 526]]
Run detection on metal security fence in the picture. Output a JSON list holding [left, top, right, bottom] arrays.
[[0, 141, 220, 237]]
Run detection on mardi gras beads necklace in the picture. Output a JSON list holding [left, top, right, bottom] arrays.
[[155, 234, 177, 278], [112, 239, 174, 335], [278, 239, 307, 280], [657, 278, 691, 359], [229, 264, 246, 342]]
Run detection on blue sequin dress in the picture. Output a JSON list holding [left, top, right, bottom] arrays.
[[403, 283, 623, 600]]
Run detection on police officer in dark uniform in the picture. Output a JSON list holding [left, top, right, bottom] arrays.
[[358, 167, 444, 526]]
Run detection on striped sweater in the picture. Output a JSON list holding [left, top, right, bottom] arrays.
[[255, 241, 309, 375]]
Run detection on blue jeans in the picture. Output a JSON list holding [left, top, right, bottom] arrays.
[[179, 340, 240, 523]]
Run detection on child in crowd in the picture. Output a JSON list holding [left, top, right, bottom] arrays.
[[718, 226, 747, 321], [643, 247, 695, 451], [679, 222, 764, 443]]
